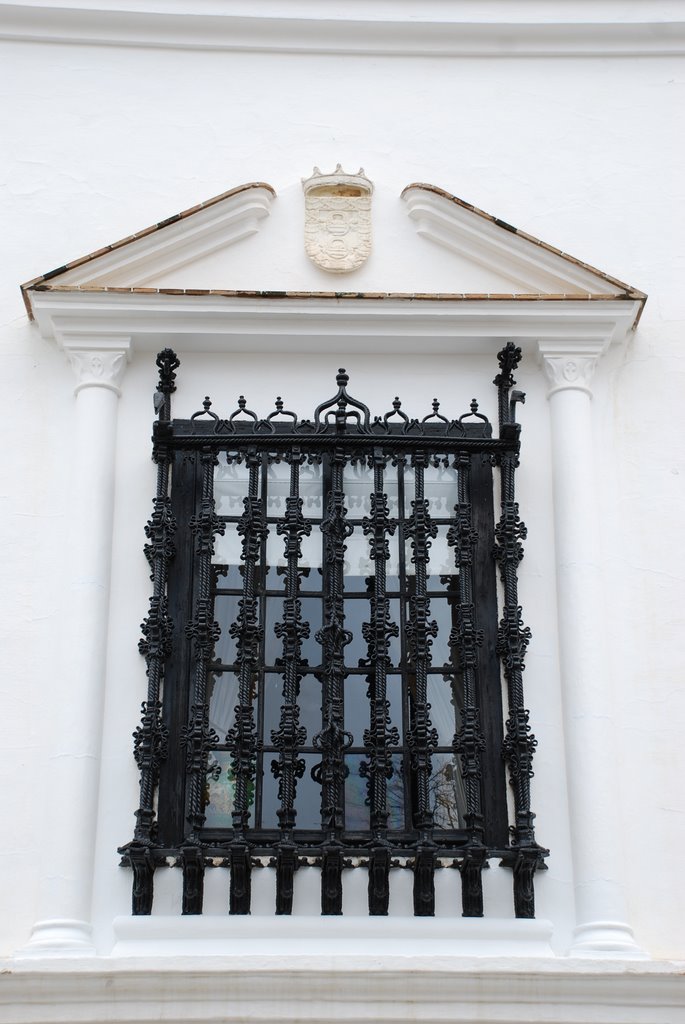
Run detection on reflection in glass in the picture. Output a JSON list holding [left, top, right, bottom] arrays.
[[428, 675, 461, 745], [262, 752, 321, 829], [345, 753, 404, 831], [204, 750, 255, 829], [214, 459, 251, 516], [208, 672, 239, 737], [264, 673, 322, 742], [430, 752, 464, 829], [344, 674, 402, 745]]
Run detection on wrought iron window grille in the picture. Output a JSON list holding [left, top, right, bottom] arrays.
[[120, 345, 548, 919]]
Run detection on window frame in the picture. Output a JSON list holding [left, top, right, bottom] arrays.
[[120, 347, 547, 920]]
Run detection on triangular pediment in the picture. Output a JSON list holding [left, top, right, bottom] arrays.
[[21, 178, 645, 321]]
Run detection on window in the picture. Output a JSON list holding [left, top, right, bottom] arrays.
[[121, 346, 547, 920]]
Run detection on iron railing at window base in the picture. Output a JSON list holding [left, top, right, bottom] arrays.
[[120, 344, 548, 919]]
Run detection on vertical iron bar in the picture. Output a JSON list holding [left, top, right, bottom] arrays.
[[120, 348, 179, 915], [272, 449, 311, 913], [225, 449, 263, 913], [313, 445, 353, 914], [448, 453, 487, 916], [361, 448, 399, 914], [182, 445, 224, 913], [405, 453, 439, 916], [493, 343, 547, 917]]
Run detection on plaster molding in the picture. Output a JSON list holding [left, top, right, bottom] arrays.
[[0, 2, 683, 56], [61, 336, 131, 396], [402, 187, 624, 297], [537, 339, 608, 398], [47, 187, 274, 289], [1, 955, 684, 1024], [30, 291, 638, 358]]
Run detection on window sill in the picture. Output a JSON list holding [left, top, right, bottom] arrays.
[[110, 914, 555, 958]]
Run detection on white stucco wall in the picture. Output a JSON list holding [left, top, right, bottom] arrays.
[[1, 1, 684, 971]]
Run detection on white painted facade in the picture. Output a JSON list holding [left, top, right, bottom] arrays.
[[1, 2, 684, 1020]]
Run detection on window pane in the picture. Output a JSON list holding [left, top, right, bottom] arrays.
[[261, 752, 321, 830], [214, 459, 251, 515], [263, 673, 322, 745], [428, 675, 461, 746], [204, 750, 255, 829], [208, 671, 239, 737], [430, 752, 464, 830]]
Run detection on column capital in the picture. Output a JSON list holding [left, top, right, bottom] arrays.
[[537, 339, 608, 399], [61, 336, 132, 396]]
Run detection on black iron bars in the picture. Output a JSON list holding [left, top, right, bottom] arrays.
[[448, 452, 487, 916], [493, 343, 548, 917], [312, 444, 354, 914], [119, 348, 179, 914], [271, 449, 311, 913], [225, 448, 264, 913], [181, 445, 224, 912], [405, 453, 439, 916], [360, 448, 400, 914]]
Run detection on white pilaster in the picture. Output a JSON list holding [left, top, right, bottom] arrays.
[[538, 340, 645, 959], [17, 338, 130, 957]]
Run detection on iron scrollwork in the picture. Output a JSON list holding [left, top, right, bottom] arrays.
[[120, 350, 548, 920]]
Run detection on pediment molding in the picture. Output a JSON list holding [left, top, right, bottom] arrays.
[[402, 184, 644, 302], [21, 182, 275, 318], [22, 178, 646, 349]]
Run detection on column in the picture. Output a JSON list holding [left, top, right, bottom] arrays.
[[17, 338, 130, 956], [538, 340, 645, 959]]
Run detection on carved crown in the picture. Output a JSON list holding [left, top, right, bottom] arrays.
[[302, 164, 373, 196]]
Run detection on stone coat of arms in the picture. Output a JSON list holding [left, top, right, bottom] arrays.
[[303, 165, 373, 273]]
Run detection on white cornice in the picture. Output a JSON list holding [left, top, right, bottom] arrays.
[[0, 2, 684, 56], [30, 290, 641, 358], [1, 954, 684, 1024]]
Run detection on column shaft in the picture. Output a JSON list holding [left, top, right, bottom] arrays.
[[542, 346, 645, 958], [18, 344, 128, 956]]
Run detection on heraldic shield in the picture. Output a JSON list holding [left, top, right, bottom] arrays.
[[303, 164, 373, 273]]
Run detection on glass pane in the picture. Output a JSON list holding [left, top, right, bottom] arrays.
[[213, 594, 244, 665], [344, 754, 369, 830], [430, 752, 464, 830], [431, 598, 458, 667], [208, 672, 239, 737], [264, 597, 322, 668], [404, 524, 456, 580], [345, 673, 402, 746], [344, 753, 405, 831], [204, 750, 255, 829], [214, 459, 251, 516], [263, 673, 322, 746], [212, 523, 243, 569], [428, 675, 461, 745], [424, 461, 459, 516], [300, 461, 324, 521], [265, 523, 322, 573], [262, 752, 321, 830]]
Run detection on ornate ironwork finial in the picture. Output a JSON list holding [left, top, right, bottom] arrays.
[[314, 368, 370, 432], [470, 399, 479, 415], [154, 348, 180, 421], [494, 343, 524, 433], [392, 397, 401, 411], [275, 396, 284, 413]]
